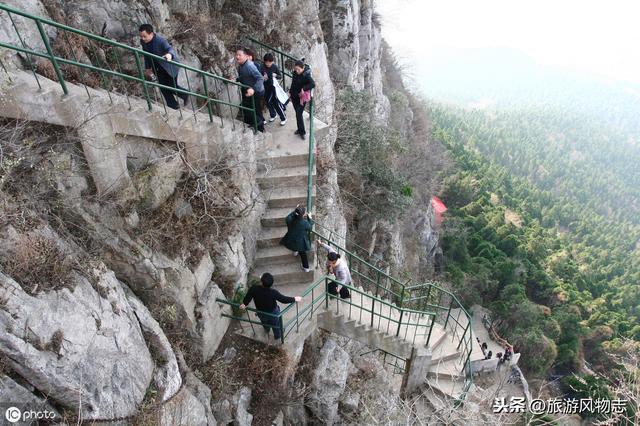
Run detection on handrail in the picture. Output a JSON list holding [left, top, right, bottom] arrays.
[[0, 3, 257, 131], [245, 36, 315, 213], [228, 36, 474, 403]]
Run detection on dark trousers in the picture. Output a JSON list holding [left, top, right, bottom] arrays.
[[156, 66, 186, 110], [328, 281, 351, 299], [256, 305, 282, 339], [292, 98, 306, 135], [299, 251, 309, 269], [242, 92, 265, 132], [265, 86, 286, 120]]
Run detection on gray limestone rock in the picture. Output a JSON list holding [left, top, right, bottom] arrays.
[[233, 386, 253, 426], [0, 268, 154, 419], [307, 338, 353, 424], [213, 399, 233, 425]]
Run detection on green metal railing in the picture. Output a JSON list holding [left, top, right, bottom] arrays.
[[227, 38, 474, 402], [244, 37, 315, 213], [244, 36, 305, 93], [0, 3, 257, 131], [312, 227, 475, 403]]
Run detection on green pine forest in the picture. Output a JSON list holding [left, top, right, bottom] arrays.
[[430, 103, 640, 376]]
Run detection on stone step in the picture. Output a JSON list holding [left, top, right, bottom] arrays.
[[255, 246, 316, 267], [265, 186, 315, 209], [425, 376, 466, 400], [427, 357, 465, 380], [261, 207, 294, 228], [257, 226, 288, 248], [251, 262, 317, 286], [257, 165, 315, 189]]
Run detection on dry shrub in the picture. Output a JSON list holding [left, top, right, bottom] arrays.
[[0, 233, 75, 295], [137, 168, 239, 261]]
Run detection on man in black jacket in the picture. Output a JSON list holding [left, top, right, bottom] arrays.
[[139, 24, 188, 110], [289, 60, 315, 140], [239, 273, 301, 340], [259, 53, 287, 125]]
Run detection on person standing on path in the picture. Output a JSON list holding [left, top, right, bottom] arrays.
[[259, 53, 287, 125], [139, 24, 188, 110], [280, 206, 313, 272], [288, 60, 315, 140], [235, 47, 265, 132], [239, 273, 302, 341]]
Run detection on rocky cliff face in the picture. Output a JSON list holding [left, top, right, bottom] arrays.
[[0, 0, 441, 423]]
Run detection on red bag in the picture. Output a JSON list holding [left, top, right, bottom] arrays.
[[299, 89, 311, 105]]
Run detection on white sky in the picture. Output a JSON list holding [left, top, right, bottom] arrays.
[[377, 0, 640, 83]]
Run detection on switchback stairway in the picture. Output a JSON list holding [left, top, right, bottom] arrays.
[[215, 38, 482, 403], [0, 3, 482, 403]]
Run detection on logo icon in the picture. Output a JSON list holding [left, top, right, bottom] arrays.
[[5, 406, 21, 423]]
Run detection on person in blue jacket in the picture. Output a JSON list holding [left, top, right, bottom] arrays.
[[139, 24, 188, 110], [235, 47, 265, 132]]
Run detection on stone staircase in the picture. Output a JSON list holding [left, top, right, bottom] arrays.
[[251, 113, 326, 287]]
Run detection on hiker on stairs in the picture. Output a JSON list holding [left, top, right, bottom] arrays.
[[289, 60, 315, 140], [235, 47, 265, 132], [280, 206, 313, 272], [139, 24, 188, 110], [316, 241, 352, 299], [259, 53, 287, 126], [239, 273, 302, 342]]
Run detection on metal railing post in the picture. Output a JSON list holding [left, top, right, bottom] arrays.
[[396, 309, 404, 337], [444, 298, 453, 329], [325, 277, 329, 309], [133, 51, 152, 111], [307, 97, 315, 213], [251, 93, 257, 132], [35, 19, 67, 94], [279, 314, 285, 344], [201, 74, 214, 122], [425, 313, 437, 347]]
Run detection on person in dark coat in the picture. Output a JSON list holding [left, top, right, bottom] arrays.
[[288, 60, 315, 140], [139, 24, 188, 110], [239, 273, 301, 340], [259, 53, 286, 125], [235, 47, 265, 132], [280, 206, 312, 271]]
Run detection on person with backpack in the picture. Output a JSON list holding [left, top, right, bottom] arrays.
[[316, 240, 352, 299], [288, 60, 315, 140], [259, 53, 287, 125], [239, 273, 302, 341], [280, 206, 313, 272]]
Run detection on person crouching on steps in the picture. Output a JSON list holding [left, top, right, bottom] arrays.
[[288, 60, 315, 140], [239, 273, 301, 342], [280, 206, 313, 272], [317, 241, 352, 299]]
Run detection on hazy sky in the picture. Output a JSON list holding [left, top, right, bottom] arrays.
[[377, 0, 640, 83]]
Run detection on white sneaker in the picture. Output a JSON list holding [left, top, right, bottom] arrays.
[[293, 251, 298, 256], [280, 119, 287, 126], [269, 117, 276, 122], [302, 266, 311, 273]]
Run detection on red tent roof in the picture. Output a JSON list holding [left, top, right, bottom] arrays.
[[432, 196, 447, 225]]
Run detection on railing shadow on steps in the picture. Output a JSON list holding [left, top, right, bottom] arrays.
[[0, 3, 257, 131]]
